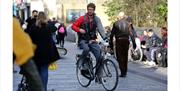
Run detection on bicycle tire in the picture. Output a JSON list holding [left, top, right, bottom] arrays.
[[76, 60, 92, 87], [101, 59, 119, 91], [130, 47, 143, 62], [58, 47, 67, 55]]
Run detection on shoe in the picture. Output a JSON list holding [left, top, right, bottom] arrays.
[[143, 61, 148, 65], [148, 61, 156, 66], [81, 69, 89, 75], [119, 74, 126, 78]]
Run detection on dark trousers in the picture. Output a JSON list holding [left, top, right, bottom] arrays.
[[115, 39, 129, 76], [156, 48, 167, 67], [58, 33, 65, 47]]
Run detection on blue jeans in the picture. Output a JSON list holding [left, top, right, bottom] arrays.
[[38, 64, 48, 91], [79, 40, 102, 75]]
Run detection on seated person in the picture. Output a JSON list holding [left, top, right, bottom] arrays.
[[143, 29, 162, 66], [157, 27, 167, 67]]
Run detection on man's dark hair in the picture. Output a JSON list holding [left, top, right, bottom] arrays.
[[87, 3, 96, 10], [148, 29, 154, 32], [161, 27, 167, 31], [32, 10, 38, 13]]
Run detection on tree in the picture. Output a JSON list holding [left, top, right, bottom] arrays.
[[103, 0, 167, 27], [102, 0, 123, 24]]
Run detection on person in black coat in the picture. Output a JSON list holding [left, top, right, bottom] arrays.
[[24, 10, 38, 33], [27, 12, 60, 91], [109, 12, 136, 77]]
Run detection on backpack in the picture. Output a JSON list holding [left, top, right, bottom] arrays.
[[58, 27, 65, 33]]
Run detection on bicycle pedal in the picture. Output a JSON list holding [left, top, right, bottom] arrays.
[[102, 78, 106, 83], [95, 77, 102, 84]]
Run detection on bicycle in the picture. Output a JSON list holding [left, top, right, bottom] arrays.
[[17, 76, 29, 91], [75, 40, 119, 91], [129, 38, 143, 62], [57, 47, 67, 56]]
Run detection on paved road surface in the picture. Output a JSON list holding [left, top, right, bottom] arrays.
[[13, 41, 167, 91]]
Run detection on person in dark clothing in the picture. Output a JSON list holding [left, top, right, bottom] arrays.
[[27, 12, 60, 91], [71, 3, 107, 83], [109, 12, 136, 78], [48, 18, 58, 43], [13, 17, 44, 91], [24, 10, 38, 33], [144, 29, 162, 66], [161, 27, 168, 49], [126, 16, 137, 38], [140, 30, 149, 45], [48, 17, 58, 32], [57, 23, 67, 48], [158, 27, 168, 67], [140, 30, 149, 61]]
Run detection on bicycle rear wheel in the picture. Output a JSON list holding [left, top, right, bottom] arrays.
[[130, 47, 143, 62], [76, 61, 91, 87], [101, 59, 118, 91]]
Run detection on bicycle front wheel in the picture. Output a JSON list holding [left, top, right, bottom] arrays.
[[101, 59, 119, 91], [130, 47, 143, 62]]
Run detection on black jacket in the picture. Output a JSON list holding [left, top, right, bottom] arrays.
[[28, 23, 60, 66], [146, 33, 162, 48], [25, 17, 36, 33], [109, 19, 136, 49]]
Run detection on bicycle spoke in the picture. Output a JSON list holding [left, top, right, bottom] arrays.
[[101, 59, 118, 91]]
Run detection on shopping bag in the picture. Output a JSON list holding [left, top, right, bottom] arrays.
[[48, 62, 58, 70]]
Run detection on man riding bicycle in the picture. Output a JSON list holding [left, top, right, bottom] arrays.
[[72, 3, 107, 82]]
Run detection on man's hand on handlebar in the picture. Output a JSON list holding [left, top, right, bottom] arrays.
[[89, 40, 98, 44], [79, 29, 86, 34]]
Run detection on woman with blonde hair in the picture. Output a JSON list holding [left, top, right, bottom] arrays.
[[27, 12, 60, 91]]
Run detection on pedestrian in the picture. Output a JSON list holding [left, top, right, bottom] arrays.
[[71, 3, 107, 83], [27, 12, 60, 91], [24, 10, 38, 33], [13, 17, 44, 91], [48, 17, 58, 43], [109, 12, 136, 77], [57, 23, 67, 48]]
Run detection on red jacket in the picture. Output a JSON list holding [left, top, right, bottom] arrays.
[[72, 14, 93, 32]]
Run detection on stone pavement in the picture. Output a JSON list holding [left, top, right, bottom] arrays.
[[13, 41, 167, 91]]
